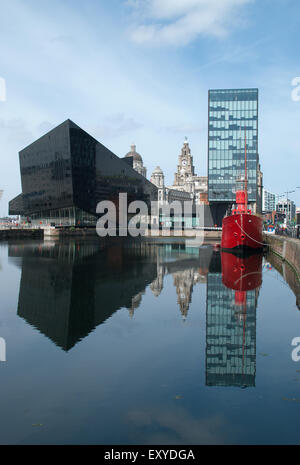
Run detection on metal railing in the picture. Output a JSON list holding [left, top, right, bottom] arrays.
[[275, 227, 300, 239]]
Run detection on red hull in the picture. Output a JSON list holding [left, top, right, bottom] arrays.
[[221, 252, 262, 291], [221, 213, 263, 251]]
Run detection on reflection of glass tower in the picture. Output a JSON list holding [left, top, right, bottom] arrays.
[[206, 253, 258, 388]]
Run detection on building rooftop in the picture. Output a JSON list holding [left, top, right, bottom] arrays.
[[125, 144, 143, 162]]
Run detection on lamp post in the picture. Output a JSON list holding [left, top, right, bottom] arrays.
[[276, 188, 299, 227]]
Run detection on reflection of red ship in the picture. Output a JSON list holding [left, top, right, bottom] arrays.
[[222, 252, 262, 304], [221, 130, 263, 253], [222, 251, 262, 381]]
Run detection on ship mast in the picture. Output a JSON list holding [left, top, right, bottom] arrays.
[[244, 126, 248, 212]]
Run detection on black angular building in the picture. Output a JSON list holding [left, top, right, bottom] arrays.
[[9, 119, 157, 226]]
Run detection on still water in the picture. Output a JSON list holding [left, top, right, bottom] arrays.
[[0, 239, 300, 445]]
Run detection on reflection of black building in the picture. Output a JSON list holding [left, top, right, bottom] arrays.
[[10, 241, 215, 350], [10, 241, 158, 350], [9, 120, 157, 225], [206, 252, 258, 388]]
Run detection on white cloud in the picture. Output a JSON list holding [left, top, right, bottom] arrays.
[[89, 113, 143, 140], [127, 0, 253, 45], [163, 122, 206, 135]]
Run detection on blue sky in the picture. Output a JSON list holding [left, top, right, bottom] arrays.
[[0, 0, 300, 214]]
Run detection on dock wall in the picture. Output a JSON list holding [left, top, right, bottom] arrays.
[[264, 234, 300, 282], [0, 229, 43, 240]]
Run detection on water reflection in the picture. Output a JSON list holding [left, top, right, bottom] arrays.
[[9, 241, 262, 392], [9, 241, 212, 350], [206, 253, 262, 388], [3, 240, 300, 445]]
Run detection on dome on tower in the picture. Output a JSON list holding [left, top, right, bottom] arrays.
[[152, 166, 163, 174], [125, 144, 143, 162], [150, 166, 165, 188]]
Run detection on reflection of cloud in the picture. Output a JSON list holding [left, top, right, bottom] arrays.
[[0, 76, 6, 101], [127, 406, 229, 444], [127, 0, 253, 46]]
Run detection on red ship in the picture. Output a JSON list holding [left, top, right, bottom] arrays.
[[221, 129, 263, 253]]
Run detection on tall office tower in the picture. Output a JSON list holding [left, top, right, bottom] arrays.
[[208, 89, 260, 223]]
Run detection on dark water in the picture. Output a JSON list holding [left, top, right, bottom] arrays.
[[0, 239, 300, 445]]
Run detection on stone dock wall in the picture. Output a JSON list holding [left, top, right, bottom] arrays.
[[0, 227, 222, 242], [267, 249, 300, 310], [264, 234, 300, 282], [0, 229, 43, 240]]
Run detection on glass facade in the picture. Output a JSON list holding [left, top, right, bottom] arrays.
[[208, 88, 259, 203], [206, 271, 257, 388], [9, 120, 157, 225], [28, 207, 97, 227]]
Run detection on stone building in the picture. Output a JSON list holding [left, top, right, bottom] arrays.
[[150, 165, 192, 204], [170, 138, 208, 204], [150, 165, 192, 227], [124, 144, 147, 178]]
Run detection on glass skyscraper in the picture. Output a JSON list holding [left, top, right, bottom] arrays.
[[208, 88, 259, 205]]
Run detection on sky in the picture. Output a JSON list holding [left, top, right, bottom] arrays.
[[0, 0, 300, 214]]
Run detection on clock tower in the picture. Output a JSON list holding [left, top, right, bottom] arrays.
[[173, 138, 195, 191]]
